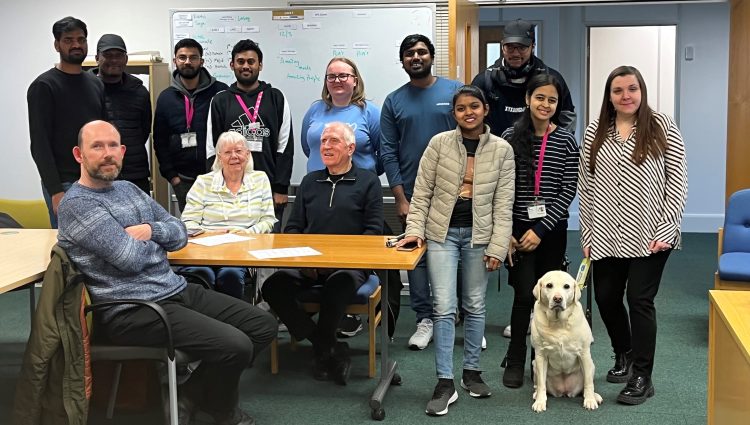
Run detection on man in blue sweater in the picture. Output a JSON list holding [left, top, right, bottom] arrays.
[[58, 120, 275, 425], [380, 34, 462, 350]]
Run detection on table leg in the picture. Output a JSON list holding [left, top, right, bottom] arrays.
[[29, 283, 36, 323], [369, 271, 399, 421]]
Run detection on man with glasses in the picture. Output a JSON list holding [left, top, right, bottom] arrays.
[[28, 16, 106, 228], [92, 34, 152, 194], [153, 38, 228, 211], [380, 34, 462, 351], [206, 39, 293, 231], [472, 19, 576, 136]]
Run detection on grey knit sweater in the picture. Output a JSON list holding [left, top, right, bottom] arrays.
[[58, 181, 187, 321]]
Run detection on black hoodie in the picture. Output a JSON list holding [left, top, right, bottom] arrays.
[[90, 69, 152, 180], [153, 68, 229, 180], [206, 81, 294, 195]]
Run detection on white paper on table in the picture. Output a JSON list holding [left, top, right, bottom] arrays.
[[188, 233, 254, 246], [248, 247, 321, 259]]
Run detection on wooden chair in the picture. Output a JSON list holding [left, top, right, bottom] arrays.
[[714, 189, 750, 290], [270, 274, 382, 378]]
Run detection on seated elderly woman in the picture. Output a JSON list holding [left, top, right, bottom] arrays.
[[181, 131, 276, 298], [262, 122, 383, 385]]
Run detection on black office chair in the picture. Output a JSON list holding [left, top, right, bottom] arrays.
[[85, 270, 210, 425]]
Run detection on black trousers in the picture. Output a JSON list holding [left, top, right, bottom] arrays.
[[101, 283, 277, 415], [262, 269, 367, 355], [506, 224, 568, 358], [593, 250, 672, 378]]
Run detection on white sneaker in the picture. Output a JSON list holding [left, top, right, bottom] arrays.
[[502, 325, 511, 338], [409, 318, 433, 350], [481, 336, 487, 351]]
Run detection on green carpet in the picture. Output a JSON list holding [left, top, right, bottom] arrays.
[[0, 232, 715, 424]]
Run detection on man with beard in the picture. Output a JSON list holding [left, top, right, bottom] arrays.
[[58, 120, 275, 425], [92, 34, 152, 194], [154, 38, 229, 211], [472, 19, 576, 136], [206, 39, 293, 231], [380, 34, 462, 351], [28, 16, 105, 228]]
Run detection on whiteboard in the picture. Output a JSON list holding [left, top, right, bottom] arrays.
[[170, 4, 435, 185]]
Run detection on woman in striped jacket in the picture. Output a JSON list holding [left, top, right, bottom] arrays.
[[578, 65, 687, 405], [180, 131, 277, 298], [499, 74, 580, 389]]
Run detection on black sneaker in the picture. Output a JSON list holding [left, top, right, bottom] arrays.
[[337, 314, 363, 338], [460, 369, 491, 398], [425, 378, 458, 416]]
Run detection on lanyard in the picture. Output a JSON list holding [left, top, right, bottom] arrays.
[[235, 91, 264, 123], [534, 124, 552, 197], [183, 95, 194, 131]]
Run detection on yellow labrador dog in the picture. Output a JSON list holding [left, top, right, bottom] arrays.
[[530, 270, 602, 412]]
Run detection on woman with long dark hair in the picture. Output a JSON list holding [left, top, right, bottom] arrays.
[[579, 65, 687, 405], [499, 74, 579, 388]]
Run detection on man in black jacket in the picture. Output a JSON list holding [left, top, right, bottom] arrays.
[[153, 38, 229, 211], [206, 39, 293, 230], [472, 19, 576, 137], [262, 122, 382, 386], [92, 34, 152, 194]]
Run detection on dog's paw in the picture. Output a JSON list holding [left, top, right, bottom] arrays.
[[582, 393, 603, 410], [532, 398, 547, 413]]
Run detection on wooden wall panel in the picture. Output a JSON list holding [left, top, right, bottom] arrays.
[[727, 0, 750, 199], [449, 0, 479, 83]]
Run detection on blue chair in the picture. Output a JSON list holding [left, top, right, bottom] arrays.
[[270, 273, 382, 377], [715, 189, 750, 290]]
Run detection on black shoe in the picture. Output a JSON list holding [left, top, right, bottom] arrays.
[[501, 346, 526, 388], [617, 375, 655, 405], [607, 350, 633, 383], [313, 354, 331, 381], [337, 314, 363, 338], [330, 342, 352, 386], [214, 408, 256, 425]]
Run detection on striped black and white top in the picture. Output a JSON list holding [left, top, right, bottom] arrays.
[[502, 126, 579, 237], [578, 112, 688, 260]]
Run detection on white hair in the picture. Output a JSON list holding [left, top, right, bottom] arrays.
[[212, 131, 254, 173], [322, 122, 356, 146]]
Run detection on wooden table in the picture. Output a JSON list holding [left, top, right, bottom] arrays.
[[708, 290, 750, 425], [0, 228, 58, 321], [169, 233, 425, 420]]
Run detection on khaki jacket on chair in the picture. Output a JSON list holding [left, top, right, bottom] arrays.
[[12, 244, 92, 425]]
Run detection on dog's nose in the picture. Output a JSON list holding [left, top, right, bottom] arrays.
[[553, 295, 563, 304]]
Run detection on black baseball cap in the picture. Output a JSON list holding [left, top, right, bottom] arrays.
[[502, 20, 535, 46], [97, 34, 127, 53]]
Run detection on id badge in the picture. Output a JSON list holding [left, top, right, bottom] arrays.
[[245, 122, 263, 152], [527, 199, 547, 219], [180, 132, 197, 148]]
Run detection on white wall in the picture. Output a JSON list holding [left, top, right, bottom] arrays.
[[1, 0, 287, 200], [480, 2, 729, 232]]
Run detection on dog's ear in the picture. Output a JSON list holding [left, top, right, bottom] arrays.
[[574, 279, 582, 303], [533, 278, 542, 301]]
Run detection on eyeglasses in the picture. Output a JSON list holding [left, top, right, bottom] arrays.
[[502, 44, 530, 54], [325, 73, 355, 83], [175, 54, 201, 63]]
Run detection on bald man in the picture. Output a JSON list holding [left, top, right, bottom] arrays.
[[57, 120, 274, 425]]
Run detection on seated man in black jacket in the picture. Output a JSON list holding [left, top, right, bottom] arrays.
[[262, 122, 383, 385]]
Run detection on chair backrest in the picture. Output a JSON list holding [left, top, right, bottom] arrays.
[[0, 199, 51, 229], [722, 189, 750, 254]]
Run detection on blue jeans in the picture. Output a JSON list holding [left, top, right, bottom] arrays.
[[42, 181, 73, 229], [427, 227, 489, 379], [178, 266, 248, 299]]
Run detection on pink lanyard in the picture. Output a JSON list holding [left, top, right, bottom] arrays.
[[183, 96, 194, 131], [534, 124, 552, 197], [235, 92, 264, 123]]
